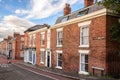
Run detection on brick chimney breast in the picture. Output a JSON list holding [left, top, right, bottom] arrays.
[[64, 3, 71, 16], [84, 0, 94, 7]]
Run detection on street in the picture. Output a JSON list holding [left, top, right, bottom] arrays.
[[0, 55, 76, 80]]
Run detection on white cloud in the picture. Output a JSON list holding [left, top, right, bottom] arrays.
[[15, 0, 83, 19], [15, 9, 28, 15], [0, 15, 35, 41]]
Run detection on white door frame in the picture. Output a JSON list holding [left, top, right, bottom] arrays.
[[45, 50, 51, 67]]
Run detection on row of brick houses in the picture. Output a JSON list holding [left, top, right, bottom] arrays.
[[0, 0, 120, 77], [0, 32, 24, 60], [23, 0, 120, 77]]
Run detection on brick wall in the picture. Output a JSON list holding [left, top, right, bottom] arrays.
[[36, 31, 47, 67], [89, 16, 107, 75], [50, 15, 112, 75]]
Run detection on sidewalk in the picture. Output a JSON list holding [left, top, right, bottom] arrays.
[[15, 62, 116, 80], [0, 54, 23, 64]]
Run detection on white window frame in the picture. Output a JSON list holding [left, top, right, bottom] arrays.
[[41, 32, 45, 46], [78, 21, 91, 48], [56, 50, 63, 69], [56, 28, 63, 47], [79, 50, 89, 75], [40, 49, 45, 64]]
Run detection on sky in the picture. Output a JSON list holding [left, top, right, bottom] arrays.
[[0, 0, 84, 41]]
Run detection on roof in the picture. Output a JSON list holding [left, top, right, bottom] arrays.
[[24, 24, 50, 33], [55, 4, 104, 24]]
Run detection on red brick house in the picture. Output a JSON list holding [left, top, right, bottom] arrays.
[[14, 33, 24, 59], [24, 24, 50, 65], [22, 0, 120, 77], [50, 0, 120, 76], [8, 32, 24, 60]]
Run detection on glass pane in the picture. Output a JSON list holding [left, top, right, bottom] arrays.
[[85, 55, 88, 63], [80, 54, 88, 72], [62, 17, 68, 22], [85, 64, 88, 72], [58, 54, 62, 60], [82, 27, 89, 36], [81, 63, 85, 71], [58, 53, 62, 67], [58, 60, 62, 67], [81, 54, 85, 63], [83, 36, 89, 45], [41, 51, 44, 62]]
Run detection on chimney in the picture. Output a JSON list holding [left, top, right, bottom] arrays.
[[4, 38, 7, 41], [14, 32, 20, 37], [84, 0, 94, 7], [64, 3, 71, 16], [8, 36, 12, 40]]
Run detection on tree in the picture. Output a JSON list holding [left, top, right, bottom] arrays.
[[98, 0, 120, 44], [98, 0, 120, 14], [110, 23, 120, 43]]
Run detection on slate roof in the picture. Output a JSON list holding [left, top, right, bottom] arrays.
[[55, 4, 104, 24], [25, 24, 50, 32]]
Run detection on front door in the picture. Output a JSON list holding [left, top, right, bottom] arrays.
[[46, 51, 51, 67]]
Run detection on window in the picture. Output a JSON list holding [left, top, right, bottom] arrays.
[[40, 51, 45, 64], [57, 28, 63, 47], [29, 50, 32, 62], [21, 37, 24, 41], [56, 51, 62, 69], [77, 9, 88, 17], [79, 50, 89, 74], [61, 16, 69, 22], [81, 54, 88, 72], [41, 33, 45, 46], [80, 26, 89, 47], [20, 43, 24, 50]]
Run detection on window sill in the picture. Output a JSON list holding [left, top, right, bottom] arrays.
[[56, 45, 62, 47], [79, 71, 89, 75], [79, 45, 89, 48], [41, 45, 45, 47], [56, 66, 62, 69], [40, 62, 44, 64]]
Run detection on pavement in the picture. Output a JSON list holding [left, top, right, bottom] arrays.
[[16, 62, 118, 80], [0, 54, 118, 80]]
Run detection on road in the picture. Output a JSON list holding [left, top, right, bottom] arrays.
[[0, 55, 55, 80], [0, 55, 76, 80], [0, 64, 55, 80]]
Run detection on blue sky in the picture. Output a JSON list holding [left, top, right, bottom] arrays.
[[0, 0, 84, 41]]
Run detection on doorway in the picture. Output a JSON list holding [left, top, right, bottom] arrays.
[[46, 51, 51, 67]]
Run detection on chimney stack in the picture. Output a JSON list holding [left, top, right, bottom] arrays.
[[14, 32, 20, 37], [8, 36, 12, 40], [64, 3, 71, 16], [84, 0, 94, 7]]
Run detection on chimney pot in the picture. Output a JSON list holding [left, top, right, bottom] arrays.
[[64, 3, 71, 16]]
